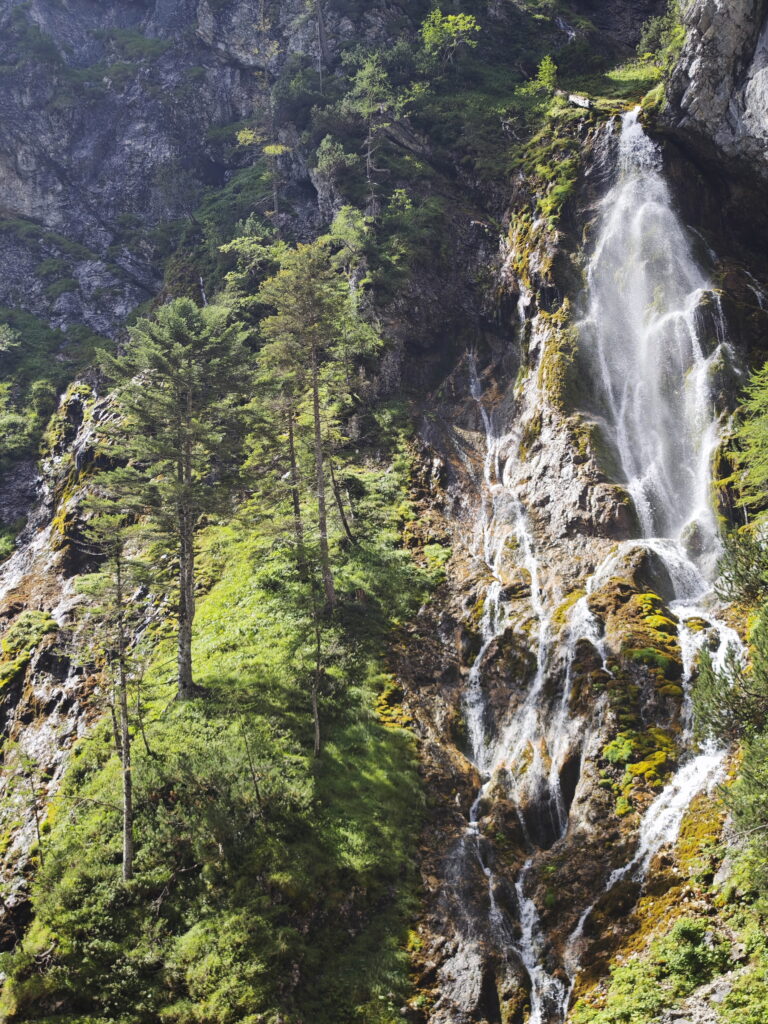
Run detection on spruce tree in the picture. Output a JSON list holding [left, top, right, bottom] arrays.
[[76, 489, 149, 881], [256, 241, 380, 610], [100, 299, 252, 699]]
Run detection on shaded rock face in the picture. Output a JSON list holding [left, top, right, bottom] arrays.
[[569, 0, 665, 48], [666, 0, 768, 179], [0, 0, 412, 333]]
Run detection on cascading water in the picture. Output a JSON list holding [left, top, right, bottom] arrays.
[[441, 108, 743, 1024], [559, 107, 743, 1008], [580, 107, 728, 561], [460, 356, 572, 1024]]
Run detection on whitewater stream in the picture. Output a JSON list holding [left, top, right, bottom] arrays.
[[449, 108, 743, 1023]]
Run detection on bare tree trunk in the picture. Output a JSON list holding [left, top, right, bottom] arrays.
[[271, 154, 281, 237], [177, 397, 197, 698], [116, 554, 134, 882], [136, 669, 156, 759], [312, 611, 323, 757], [109, 693, 123, 760], [328, 454, 355, 544], [365, 126, 377, 219], [177, 507, 196, 698], [311, 344, 336, 609], [27, 774, 43, 867], [240, 717, 264, 810], [287, 405, 308, 575], [269, 95, 282, 239]]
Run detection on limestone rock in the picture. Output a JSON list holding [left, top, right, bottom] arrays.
[[666, 0, 768, 178]]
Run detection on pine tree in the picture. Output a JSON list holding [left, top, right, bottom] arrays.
[[735, 361, 768, 513], [76, 491, 150, 881], [342, 55, 395, 219], [420, 9, 480, 70], [256, 241, 381, 610], [100, 299, 252, 699]]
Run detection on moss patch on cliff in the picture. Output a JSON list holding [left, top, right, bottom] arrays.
[[0, 611, 57, 690]]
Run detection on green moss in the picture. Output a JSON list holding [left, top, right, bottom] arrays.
[[625, 647, 680, 680], [510, 100, 590, 227], [615, 794, 633, 817], [2, 611, 57, 660], [0, 611, 57, 688], [552, 589, 587, 628], [375, 675, 414, 730], [602, 727, 677, 812], [658, 683, 684, 699], [675, 793, 726, 882], [537, 300, 582, 411]]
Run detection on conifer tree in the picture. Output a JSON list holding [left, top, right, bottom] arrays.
[[256, 241, 380, 610], [76, 489, 149, 881], [100, 299, 252, 699], [342, 55, 395, 219]]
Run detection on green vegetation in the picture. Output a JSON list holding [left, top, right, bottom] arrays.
[[100, 299, 253, 700], [0, 180, 440, 1021], [0, 2, 730, 1021], [97, 28, 172, 61], [637, 0, 686, 73], [573, 918, 731, 1023], [0, 611, 57, 689], [420, 9, 480, 70], [0, 301, 433, 1022], [692, 361, 768, 890], [0, 308, 104, 470]]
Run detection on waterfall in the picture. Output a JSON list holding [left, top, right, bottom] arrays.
[[579, 107, 726, 561], [439, 108, 740, 1024], [559, 108, 742, 1009]]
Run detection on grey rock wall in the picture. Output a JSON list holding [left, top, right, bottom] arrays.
[[667, 0, 768, 178]]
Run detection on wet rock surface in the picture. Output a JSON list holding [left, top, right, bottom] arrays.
[[402, 99, 763, 1023]]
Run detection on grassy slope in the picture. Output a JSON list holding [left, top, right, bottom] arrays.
[[0, 411, 437, 1024]]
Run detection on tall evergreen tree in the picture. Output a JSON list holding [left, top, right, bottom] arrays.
[[76, 490, 150, 881], [100, 299, 252, 699], [342, 55, 395, 219], [256, 241, 380, 610], [735, 360, 768, 513]]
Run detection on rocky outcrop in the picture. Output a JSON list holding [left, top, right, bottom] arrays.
[[666, 0, 768, 179]]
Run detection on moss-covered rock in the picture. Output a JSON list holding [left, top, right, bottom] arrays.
[[0, 611, 57, 689]]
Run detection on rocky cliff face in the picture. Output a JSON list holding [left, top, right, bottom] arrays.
[[667, 0, 768, 177], [401, 28, 768, 1024], [0, 0, 420, 336]]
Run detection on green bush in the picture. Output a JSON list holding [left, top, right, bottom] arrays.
[[573, 919, 731, 1024]]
